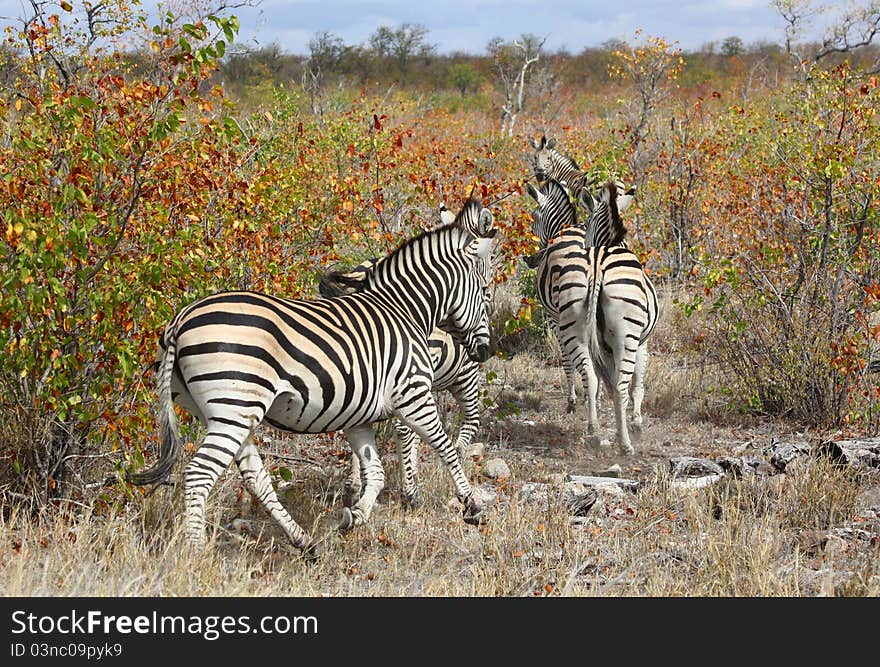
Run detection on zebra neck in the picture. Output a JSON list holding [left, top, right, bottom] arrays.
[[369, 280, 445, 337]]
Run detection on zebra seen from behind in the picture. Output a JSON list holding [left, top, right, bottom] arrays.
[[527, 178, 658, 455], [127, 206, 497, 554]]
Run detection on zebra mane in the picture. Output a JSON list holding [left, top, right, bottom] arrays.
[[319, 219, 487, 297], [584, 180, 628, 247]]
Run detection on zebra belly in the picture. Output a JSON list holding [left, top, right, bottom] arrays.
[[264, 389, 390, 434]]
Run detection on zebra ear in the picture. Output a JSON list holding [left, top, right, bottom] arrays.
[[616, 185, 636, 213], [579, 188, 597, 214], [526, 182, 540, 202], [477, 208, 494, 236], [546, 137, 556, 150], [439, 202, 455, 225]]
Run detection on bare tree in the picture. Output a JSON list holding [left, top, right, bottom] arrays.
[[774, 0, 880, 73], [487, 34, 547, 136]]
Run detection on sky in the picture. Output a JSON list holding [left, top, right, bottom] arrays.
[[0, 0, 827, 54]]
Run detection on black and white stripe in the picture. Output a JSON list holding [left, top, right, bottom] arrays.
[[527, 178, 658, 455], [320, 257, 484, 509], [530, 134, 636, 216], [128, 208, 496, 553]]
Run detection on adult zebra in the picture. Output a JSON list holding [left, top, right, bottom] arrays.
[[529, 134, 636, 214], [127, 207, 496, 554], [526, 178, 658, 455]]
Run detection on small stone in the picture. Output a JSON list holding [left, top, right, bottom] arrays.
[[475, 483, 498, 506], [598, 464, 622, 478], [594, 482, 625, 499], [466, 441, 486, 459], [483, 458, 511, 479]]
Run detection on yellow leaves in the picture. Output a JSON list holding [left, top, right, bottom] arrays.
[[60, 1, 72, 11]]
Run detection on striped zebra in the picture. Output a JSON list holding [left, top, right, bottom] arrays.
[[526, 178, 658, 454], [529, 134, 636, 214], [320, 260, 484, 510], [320, 198, 493, 508], [127, 210, 496, 554]]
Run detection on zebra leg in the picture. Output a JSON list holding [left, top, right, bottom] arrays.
[[612, 379, 634, 456], [183, 418, 243, 549], [395, 398, 484, 525], [448, 368, 481, 461], [630, 343, 648, 435], [343, 453, 363, 508], [234, 437, 317, 559], [338, 424, 385, 531], [555, 325, 578, 414], [393, 421, 422, 509], [564, 336, 601, 450]]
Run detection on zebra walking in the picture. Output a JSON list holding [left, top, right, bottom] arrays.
[[320, 260, 485, 510], [527, 178, 657, 454], [127, 205, 496, 554]]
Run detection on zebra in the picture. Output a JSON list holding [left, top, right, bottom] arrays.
[[320, 260, 484, 510], [526, 178, 658, 455], [319, 197, 494, 508], [127, 208, 496, 554], [529, 134, 636, 214]]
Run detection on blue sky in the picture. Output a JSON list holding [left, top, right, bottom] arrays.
[[0, 0, 821, 54]]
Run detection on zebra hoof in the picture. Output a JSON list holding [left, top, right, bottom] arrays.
[[402, 491, 422, 510], [618, 443, 635, 456], [566, 402, 576, 415], [462, 495, 487, 526], [301, 541, 322, 563], [337, 507, 355, 531]]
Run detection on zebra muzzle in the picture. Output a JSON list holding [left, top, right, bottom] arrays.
[[468, 344, 490, 363]]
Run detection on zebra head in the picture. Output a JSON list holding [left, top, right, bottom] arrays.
[[452, 196, 495, 238], [317, 258, 377, 298], [525, 178, 578, 246], [438, 231, 496, 363], [529, 134, 557, 182], [579, 179, 636, 216]]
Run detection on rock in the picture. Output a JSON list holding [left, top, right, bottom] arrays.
[[594, 481, 625, 499], [717, 455, 768, 477], [767, 440, 812, 472], [474, 483, 498, 506], [598, 464, 622, 478], [669, 457, 724, 478], [483, 458, 511, 479], [466, 441, 486, 459], [855, 486, 880, 515]]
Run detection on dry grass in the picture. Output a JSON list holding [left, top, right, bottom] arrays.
[[2, 446, 877, 596], [2, 286, 877, 597]]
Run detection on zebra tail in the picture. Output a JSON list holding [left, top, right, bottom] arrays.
[[127, 337, 183, 486], [585, 267, 613, 391]]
